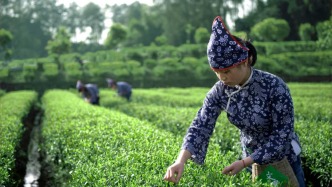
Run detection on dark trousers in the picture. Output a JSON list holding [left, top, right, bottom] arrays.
[[123, 91, 132, 101], [91, 96, 100, 105], [290, 155, 306, 187]]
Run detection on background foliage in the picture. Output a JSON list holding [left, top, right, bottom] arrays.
[[0, 0, 330, 59], [0, 0, 331, 91]]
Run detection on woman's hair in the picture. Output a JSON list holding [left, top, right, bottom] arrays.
[[233, 35, 257, 66]]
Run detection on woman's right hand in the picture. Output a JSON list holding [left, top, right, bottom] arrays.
[[163, 161, 185, 184]]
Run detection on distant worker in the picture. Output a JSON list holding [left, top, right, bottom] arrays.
[[76, 80, 100, 105], [106, 78, 132, 101]]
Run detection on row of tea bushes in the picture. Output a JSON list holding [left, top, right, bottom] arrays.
[[0, 91, 38, 186], [41, 90, 267, 186], [99, 90, 198, 137], [290, 83, 332, 123], [295, 120, 331, 186], [128, 88, 207, 108], [103, 83, 332, 123], [290, 83, 332, 186], [100, 90, 240, 153]]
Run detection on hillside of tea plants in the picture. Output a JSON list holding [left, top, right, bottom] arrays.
[[0, 83, 331, 186]]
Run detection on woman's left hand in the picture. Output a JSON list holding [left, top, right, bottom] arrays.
[[221, 160, 245, 176]]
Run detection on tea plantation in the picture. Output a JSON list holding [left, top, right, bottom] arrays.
[[0, 83, 331, 186]]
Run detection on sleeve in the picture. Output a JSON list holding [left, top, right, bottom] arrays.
[[250, 81, 294, 164], [181, 83, 223, 165]]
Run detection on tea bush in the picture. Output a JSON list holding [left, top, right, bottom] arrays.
[[0, 91, 37, 186]]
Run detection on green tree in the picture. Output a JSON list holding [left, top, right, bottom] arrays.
[[0, 0, 66, 59], [250, 18, 290, 41], [62, 3, 81, 36], [109, 0, 245, 46], [235, 0, 331, 40], [7, 16, 51, 59], [194, 27, 210, 44], [45, 26, 71, 76], [46, 27, 71, 57], [126, 18, 147, 46], [81, 3, 105, 43], [104, 23, 127, 49], [30, 0, 66, 34], [0, 28, 13, 61], [154, 35, 167, 46], [110, 3, 143, 25], [143, 11, 164, 46], [154, 0, 244, 45], [0, 0, 109, 59], [109, 2, 162, 47], [231, 31, 248, 39]]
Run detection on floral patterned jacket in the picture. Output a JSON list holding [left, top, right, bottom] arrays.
[[182, 68, 301, 165]]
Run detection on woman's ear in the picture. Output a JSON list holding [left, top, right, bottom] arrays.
[[244, 60, 249, 67], [249, 56, 253, 66]]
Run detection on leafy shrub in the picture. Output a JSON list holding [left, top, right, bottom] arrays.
[[299, 23, 315, 41], [250, 18, 290, 42]]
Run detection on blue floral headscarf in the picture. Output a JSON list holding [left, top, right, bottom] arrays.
[[207, 16, 249, 70]]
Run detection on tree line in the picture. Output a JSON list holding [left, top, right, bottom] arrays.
[[0, 0, 331, 61]]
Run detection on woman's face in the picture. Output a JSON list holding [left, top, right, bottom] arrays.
[[213, 62, 250, 87]]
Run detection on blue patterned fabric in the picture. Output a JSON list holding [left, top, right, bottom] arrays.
[[181, 68, 301, 165], [207, 16, 249, 70], [117, 82, 132, 98], [82, 83, 99, 104]]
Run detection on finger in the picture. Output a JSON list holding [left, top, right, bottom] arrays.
[[221, 166, 231, 174], [222, 167, 236, 176], [164, 169, 176, 183], [163, 169, 171, 180], [223, 170, 234, 176], [163, 171, 168, 180], [167, 169, 173, 180], [175, 169, 183, 183]]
